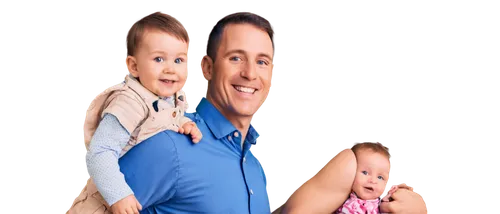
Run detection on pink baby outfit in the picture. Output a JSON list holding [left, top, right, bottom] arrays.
[[336, 192, 380, 214]]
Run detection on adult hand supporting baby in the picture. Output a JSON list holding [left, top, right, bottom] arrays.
[[379, 187, 426, 214]]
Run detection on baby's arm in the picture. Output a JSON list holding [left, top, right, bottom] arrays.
[[86, 113, 141, 212], [178, 120, 203, 143]]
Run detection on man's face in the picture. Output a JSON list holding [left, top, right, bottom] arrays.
[[207, 23, 273, 122]]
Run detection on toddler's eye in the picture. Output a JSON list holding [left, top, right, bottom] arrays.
[[154, 57, 164, 63], [362, 171, 368, 175], [378, 176, 384, 180], [174, 58, 183, 64]]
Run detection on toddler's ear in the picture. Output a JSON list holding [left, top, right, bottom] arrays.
[[126, 56, 139, 77]]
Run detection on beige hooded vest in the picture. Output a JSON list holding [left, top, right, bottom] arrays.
[[67, 75, 191, 213]]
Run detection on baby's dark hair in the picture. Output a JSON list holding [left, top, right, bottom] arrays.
[[351, 142, 390, 159], [126, 12, 189, 56]]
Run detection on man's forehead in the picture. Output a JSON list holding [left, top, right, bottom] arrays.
[[219, 23, 273, 56]]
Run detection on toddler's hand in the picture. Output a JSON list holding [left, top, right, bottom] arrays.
[[111, 194, 142, 214], [381, 183, 413, 202], [381, 185, 398, 202], [178, 122, 203, 143]]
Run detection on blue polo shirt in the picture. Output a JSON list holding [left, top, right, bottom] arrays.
[[118, 98, 270, 214]]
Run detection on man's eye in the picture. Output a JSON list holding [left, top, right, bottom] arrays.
[[362, 171, 368, 175], [378, 176, 384, 180], [230, 56, 241, 61], [257, 60, 268, 65]]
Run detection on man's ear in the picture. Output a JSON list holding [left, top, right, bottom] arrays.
[[201, 55, 214, 81], [126, 56, 139, 77]]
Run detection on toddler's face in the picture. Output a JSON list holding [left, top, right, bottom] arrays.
[[352, 149, 390, 200], [129, 30, 188, 97]]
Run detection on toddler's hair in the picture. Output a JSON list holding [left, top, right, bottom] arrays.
[[125, 10, 191, 56], [351, 141, 392, 160]]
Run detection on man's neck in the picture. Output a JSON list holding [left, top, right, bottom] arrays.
[[206, 98, 252, 141]]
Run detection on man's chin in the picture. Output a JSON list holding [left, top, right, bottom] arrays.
[[231, 108, 257, 118]]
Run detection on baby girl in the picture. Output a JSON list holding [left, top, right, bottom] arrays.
[[336, 142, 405, 214]]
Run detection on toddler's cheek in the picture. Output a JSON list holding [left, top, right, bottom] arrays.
[[376, 188, 385, 196]]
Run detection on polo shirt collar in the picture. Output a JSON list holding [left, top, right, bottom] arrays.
[[193, 95, 262, 145]]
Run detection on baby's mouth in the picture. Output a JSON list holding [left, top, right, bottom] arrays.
[[160, 79, 176, 83], [160, 79, 175, 82], [364, 187, 374, 191]]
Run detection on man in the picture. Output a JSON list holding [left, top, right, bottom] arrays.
[[117, 12, 274, 213], [276, 151, 427, 214]]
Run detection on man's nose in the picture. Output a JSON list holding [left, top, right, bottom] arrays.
[[241, 61, 257, 80]]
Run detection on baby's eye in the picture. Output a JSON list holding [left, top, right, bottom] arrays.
[[362, 171, 368, 175], [174, 58, 183, 64], [230, 56, 242, 61], [378, 175, 384, 180], [154, 57, 164, 63]]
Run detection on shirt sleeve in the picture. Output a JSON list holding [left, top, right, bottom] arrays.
[[259, 159, 273, 210], [118, 131, 180, 208], [86, 113, 133, 206]]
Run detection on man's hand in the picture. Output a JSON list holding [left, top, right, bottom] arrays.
[[110, 194, 142, 214], [380, 187, 426, 214], [178, 122, 203, 143]]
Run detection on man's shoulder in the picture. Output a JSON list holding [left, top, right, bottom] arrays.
[[126, 131, 182, 157], [184, 112, 201, 122]]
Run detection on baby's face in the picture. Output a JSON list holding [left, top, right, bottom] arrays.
[[129, 29, 188, 97], [352, 149, 390, 200]]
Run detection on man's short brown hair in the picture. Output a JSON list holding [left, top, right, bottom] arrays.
[[126, 12, 189, 56], [206, 12, 274, 62], [351, 142, 391, 159]]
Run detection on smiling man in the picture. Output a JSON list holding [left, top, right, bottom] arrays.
[[115, 12, 274, 213]]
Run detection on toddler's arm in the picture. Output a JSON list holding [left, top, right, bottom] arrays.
[[86, 113, 141, 211]]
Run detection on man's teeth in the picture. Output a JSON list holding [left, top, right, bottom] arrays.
[[235, 86, 256, 93]]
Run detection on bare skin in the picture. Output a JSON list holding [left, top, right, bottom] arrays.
[[380, 187, 427, 214], [274, 150, 427, 214], [277, 149, 357, 214]]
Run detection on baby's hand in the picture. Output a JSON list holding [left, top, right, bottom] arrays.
[[381, 185, 398, 202], [111, 194, 142, 214], [178, 122, 203, 143], [381, 183, 413, 202]]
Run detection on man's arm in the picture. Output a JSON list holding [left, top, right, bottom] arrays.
[[257, 157, 273, 212], [276, 149, 357, 214], [118, 131, 180, 208]]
